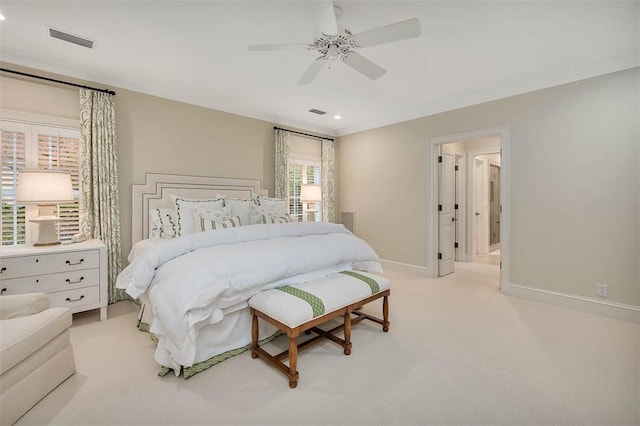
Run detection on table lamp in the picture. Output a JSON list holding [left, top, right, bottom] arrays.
[[300, 184, 321, 222], [16, 169, 74, 246]]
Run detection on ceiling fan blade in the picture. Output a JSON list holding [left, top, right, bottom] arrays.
[[351, 18, 421, 48], [310, 0, 339, 35], [248, 44, 308, 51], [343, 52, 386, 80], [298, 57, 327, 85]]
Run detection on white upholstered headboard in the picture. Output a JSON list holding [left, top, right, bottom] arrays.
[[131, 173, 268, 245]]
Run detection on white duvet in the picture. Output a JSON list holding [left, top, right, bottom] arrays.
[[116, 222, 381, 372]]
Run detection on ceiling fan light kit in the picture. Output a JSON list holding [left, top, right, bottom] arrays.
[[311, 33, 357, 63], [248, 2, 421, 84]]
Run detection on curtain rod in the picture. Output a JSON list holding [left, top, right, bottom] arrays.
[[0, 67, 116, 95], [274, 126, 334, 141]]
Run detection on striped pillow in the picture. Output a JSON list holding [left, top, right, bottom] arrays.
[[195, 215, 242, 232], [258, 213, 294, 224]]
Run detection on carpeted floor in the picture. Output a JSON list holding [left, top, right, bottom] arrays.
[[15, 262, 640, 425]]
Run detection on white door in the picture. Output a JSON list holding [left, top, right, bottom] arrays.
[[474, 156, 490, 255], [438, 145, 456, 276]]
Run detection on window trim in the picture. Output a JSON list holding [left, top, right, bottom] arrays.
[[1, 111, 81, 245], [1, 109, 80, 129], [288, 155, 321, 222]]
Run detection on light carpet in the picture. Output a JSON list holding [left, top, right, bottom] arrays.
[[15, 262, 640, 425]]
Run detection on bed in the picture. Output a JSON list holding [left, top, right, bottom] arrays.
[[116, 173, 382, 378]]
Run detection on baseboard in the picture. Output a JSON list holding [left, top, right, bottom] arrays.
[[379, 259, 432, 277], [503, 284, 640, 324]]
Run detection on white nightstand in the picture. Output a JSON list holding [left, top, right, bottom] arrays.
[[0, 239, 108, 321]]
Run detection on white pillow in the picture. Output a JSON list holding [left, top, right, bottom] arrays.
[[250, 195, 288, 225], [216, 195, 252, 226], [172, 196, 226, 236], [150, 208, 178, 239], [257, 213, 294, 224]]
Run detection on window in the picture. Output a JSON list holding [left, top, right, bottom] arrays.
[[288, 158, 321, 222], [1, 118, 81, 245]]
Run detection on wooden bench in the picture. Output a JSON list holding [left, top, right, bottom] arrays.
[[248, 270, 390, 388]]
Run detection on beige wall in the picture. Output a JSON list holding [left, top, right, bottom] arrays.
[[337, 67, 639, 306], [1, 64, 276, 264]]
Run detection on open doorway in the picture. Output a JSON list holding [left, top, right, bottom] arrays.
[[471, 151, 501, 266], [428, 126, 510, 292]]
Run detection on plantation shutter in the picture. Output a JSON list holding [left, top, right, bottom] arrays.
[[307, 165, 320, 185], [1, 126, 27, 245], [37, 127, 80, 241], [288, 163, 303, 222]]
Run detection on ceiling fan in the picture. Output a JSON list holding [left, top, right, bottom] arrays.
[[248, 1, 421, 84]]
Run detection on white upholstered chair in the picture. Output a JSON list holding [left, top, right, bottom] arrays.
[[0, 293, 76, 425]]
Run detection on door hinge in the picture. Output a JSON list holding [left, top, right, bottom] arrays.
[[500, 261, 502, 270], [454, 242, 459, 248], [454, 204, 458, 210], [438, 253, 442, 260], [438, 204, 442, 211], [438, 155, 443, 163], [455, 165, 459, 171]]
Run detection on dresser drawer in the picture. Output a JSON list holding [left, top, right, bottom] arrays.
[[0, 250, 99, 279], [48, 285, 100, 311], [0, 268, 100, 295]]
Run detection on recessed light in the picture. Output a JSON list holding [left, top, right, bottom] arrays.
[[334, 115, 342, 120]]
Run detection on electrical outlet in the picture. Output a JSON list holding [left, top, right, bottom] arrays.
[[597, 283, 608, 297]]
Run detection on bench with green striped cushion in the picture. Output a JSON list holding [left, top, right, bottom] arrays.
[[248, 271, 390, 328]]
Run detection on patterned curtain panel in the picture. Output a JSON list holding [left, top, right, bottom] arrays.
[[79, 88, 123, 304], [321, 139, 336, 222], [274, 128, 289, 198]]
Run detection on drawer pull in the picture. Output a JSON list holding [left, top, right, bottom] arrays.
[[0, 267, 6, 274], [65, 277, 85, 285], [66, 259, 84, 266], [65, 295, 85, 303], [0, 288, 6, 295]]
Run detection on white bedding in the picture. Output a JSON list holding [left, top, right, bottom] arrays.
[[116, 222, 382, 374], [127, 238, 170, 263]]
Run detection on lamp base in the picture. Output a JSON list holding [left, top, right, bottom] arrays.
[[304, 210, 318, 222], [30, 217, 62, 246]]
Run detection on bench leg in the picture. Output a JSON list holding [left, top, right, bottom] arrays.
[[382, 295, 390, 332], [343, 312, 352, 355], [251, 309, 259, 359], [288, 335, 299, 388]]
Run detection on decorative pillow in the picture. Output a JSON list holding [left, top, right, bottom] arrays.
[[216, 195, 251, 226], [193, 213, 241, 232], [172, 196, 226, 236], [257, 213, 294, 224], [250, 195, 288, 225], [150, 208, 178, 239]]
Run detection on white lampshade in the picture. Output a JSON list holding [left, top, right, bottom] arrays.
[[17, 169, 74, 204], [300, 184, 321, 202], [16, 170, 74, 246]]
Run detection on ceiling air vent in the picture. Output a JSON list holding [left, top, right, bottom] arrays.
[[49, 28, 94, 49], [308, 109, 327, 115]]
